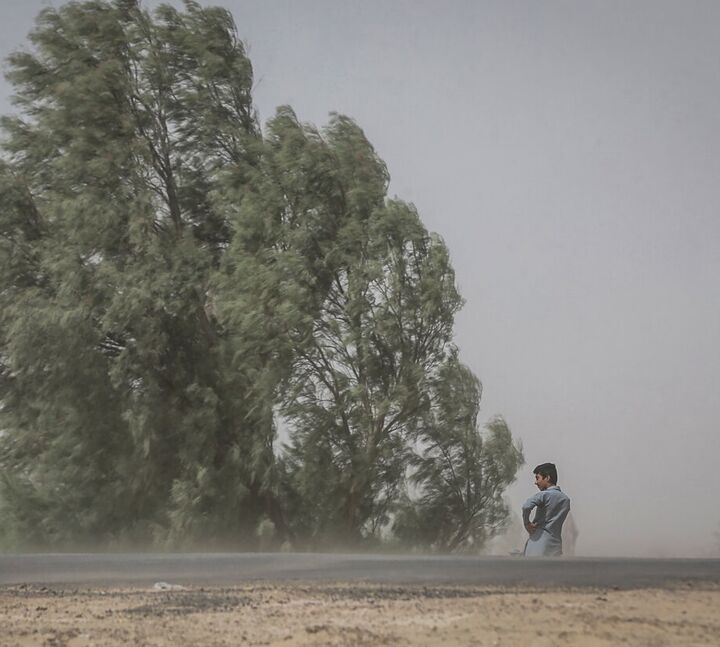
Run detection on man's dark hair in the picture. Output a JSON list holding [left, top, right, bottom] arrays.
[[533, 462, 558, 484]]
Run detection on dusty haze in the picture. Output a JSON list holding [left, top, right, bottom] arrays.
[[1, 0, 718, 558]]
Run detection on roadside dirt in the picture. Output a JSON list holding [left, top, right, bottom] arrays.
[[1, 581, 718, 646]]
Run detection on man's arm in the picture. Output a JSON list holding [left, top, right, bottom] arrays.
[[521, 492, 543, 533]]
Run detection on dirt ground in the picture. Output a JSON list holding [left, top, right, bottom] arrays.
[[1, 581, 718, 646]]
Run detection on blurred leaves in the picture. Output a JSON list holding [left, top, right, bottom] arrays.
[[0, 0, 522, 552]]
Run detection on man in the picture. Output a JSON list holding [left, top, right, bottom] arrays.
[[522, 462, 571, 557]]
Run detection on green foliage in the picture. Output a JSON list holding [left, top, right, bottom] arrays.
[[0, 0, 523, 552], [0, 0, 261, 548], [280, 197, 463, 546], [393, 356, 524, 551]]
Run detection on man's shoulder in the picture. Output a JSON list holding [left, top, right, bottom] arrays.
[[548, 487, 570, 502], [522, 490, 545, 507]]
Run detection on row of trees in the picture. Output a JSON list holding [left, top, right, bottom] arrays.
[[0, 0, 523, 551]]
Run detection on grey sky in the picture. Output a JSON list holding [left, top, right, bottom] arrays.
[[2, 0, 719, 557]]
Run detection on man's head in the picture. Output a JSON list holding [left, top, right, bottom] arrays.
[[533, 462, 558, 490]]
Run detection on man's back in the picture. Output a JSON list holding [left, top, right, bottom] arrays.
[[522, 485, 571, 556]]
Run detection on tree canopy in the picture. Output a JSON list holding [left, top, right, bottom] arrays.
[[0, 0, 523, 551]]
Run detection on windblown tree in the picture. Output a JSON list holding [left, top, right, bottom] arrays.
[[0, 0, 264, 546], [0, 0, 523, 551], [212, 107, 393, 544], [278, 199, 523, 548], [393, 358, 524, 552]]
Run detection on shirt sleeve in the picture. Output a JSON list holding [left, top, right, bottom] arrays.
[[521, 491, 545, 524]]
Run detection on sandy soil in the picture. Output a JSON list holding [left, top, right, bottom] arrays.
[[1, 581, 718, 646]]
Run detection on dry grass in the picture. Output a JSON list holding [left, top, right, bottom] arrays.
[[1, 581, 718, 646]]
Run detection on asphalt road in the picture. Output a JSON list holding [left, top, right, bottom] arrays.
[[1, 553, 719, 589]]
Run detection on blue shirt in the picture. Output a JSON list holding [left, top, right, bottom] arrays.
[[522, 485, 571, 557]]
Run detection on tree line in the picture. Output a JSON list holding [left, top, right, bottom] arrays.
[[0, 0, 523, 551]]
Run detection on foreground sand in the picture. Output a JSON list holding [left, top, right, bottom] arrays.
[[1, 581, 718, 646]]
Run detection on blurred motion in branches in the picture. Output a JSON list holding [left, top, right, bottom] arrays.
[[0, 0, 523, 551]]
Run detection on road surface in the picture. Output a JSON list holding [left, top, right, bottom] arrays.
[[2, 553, 719, 589]]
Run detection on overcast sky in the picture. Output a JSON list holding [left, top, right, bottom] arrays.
[[2, 0, 719, 557]]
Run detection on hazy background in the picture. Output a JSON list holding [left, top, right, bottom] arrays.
[[1, 0, 718, 557]]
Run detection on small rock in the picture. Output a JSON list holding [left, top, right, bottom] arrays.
[[152, 582, 186, 591]]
